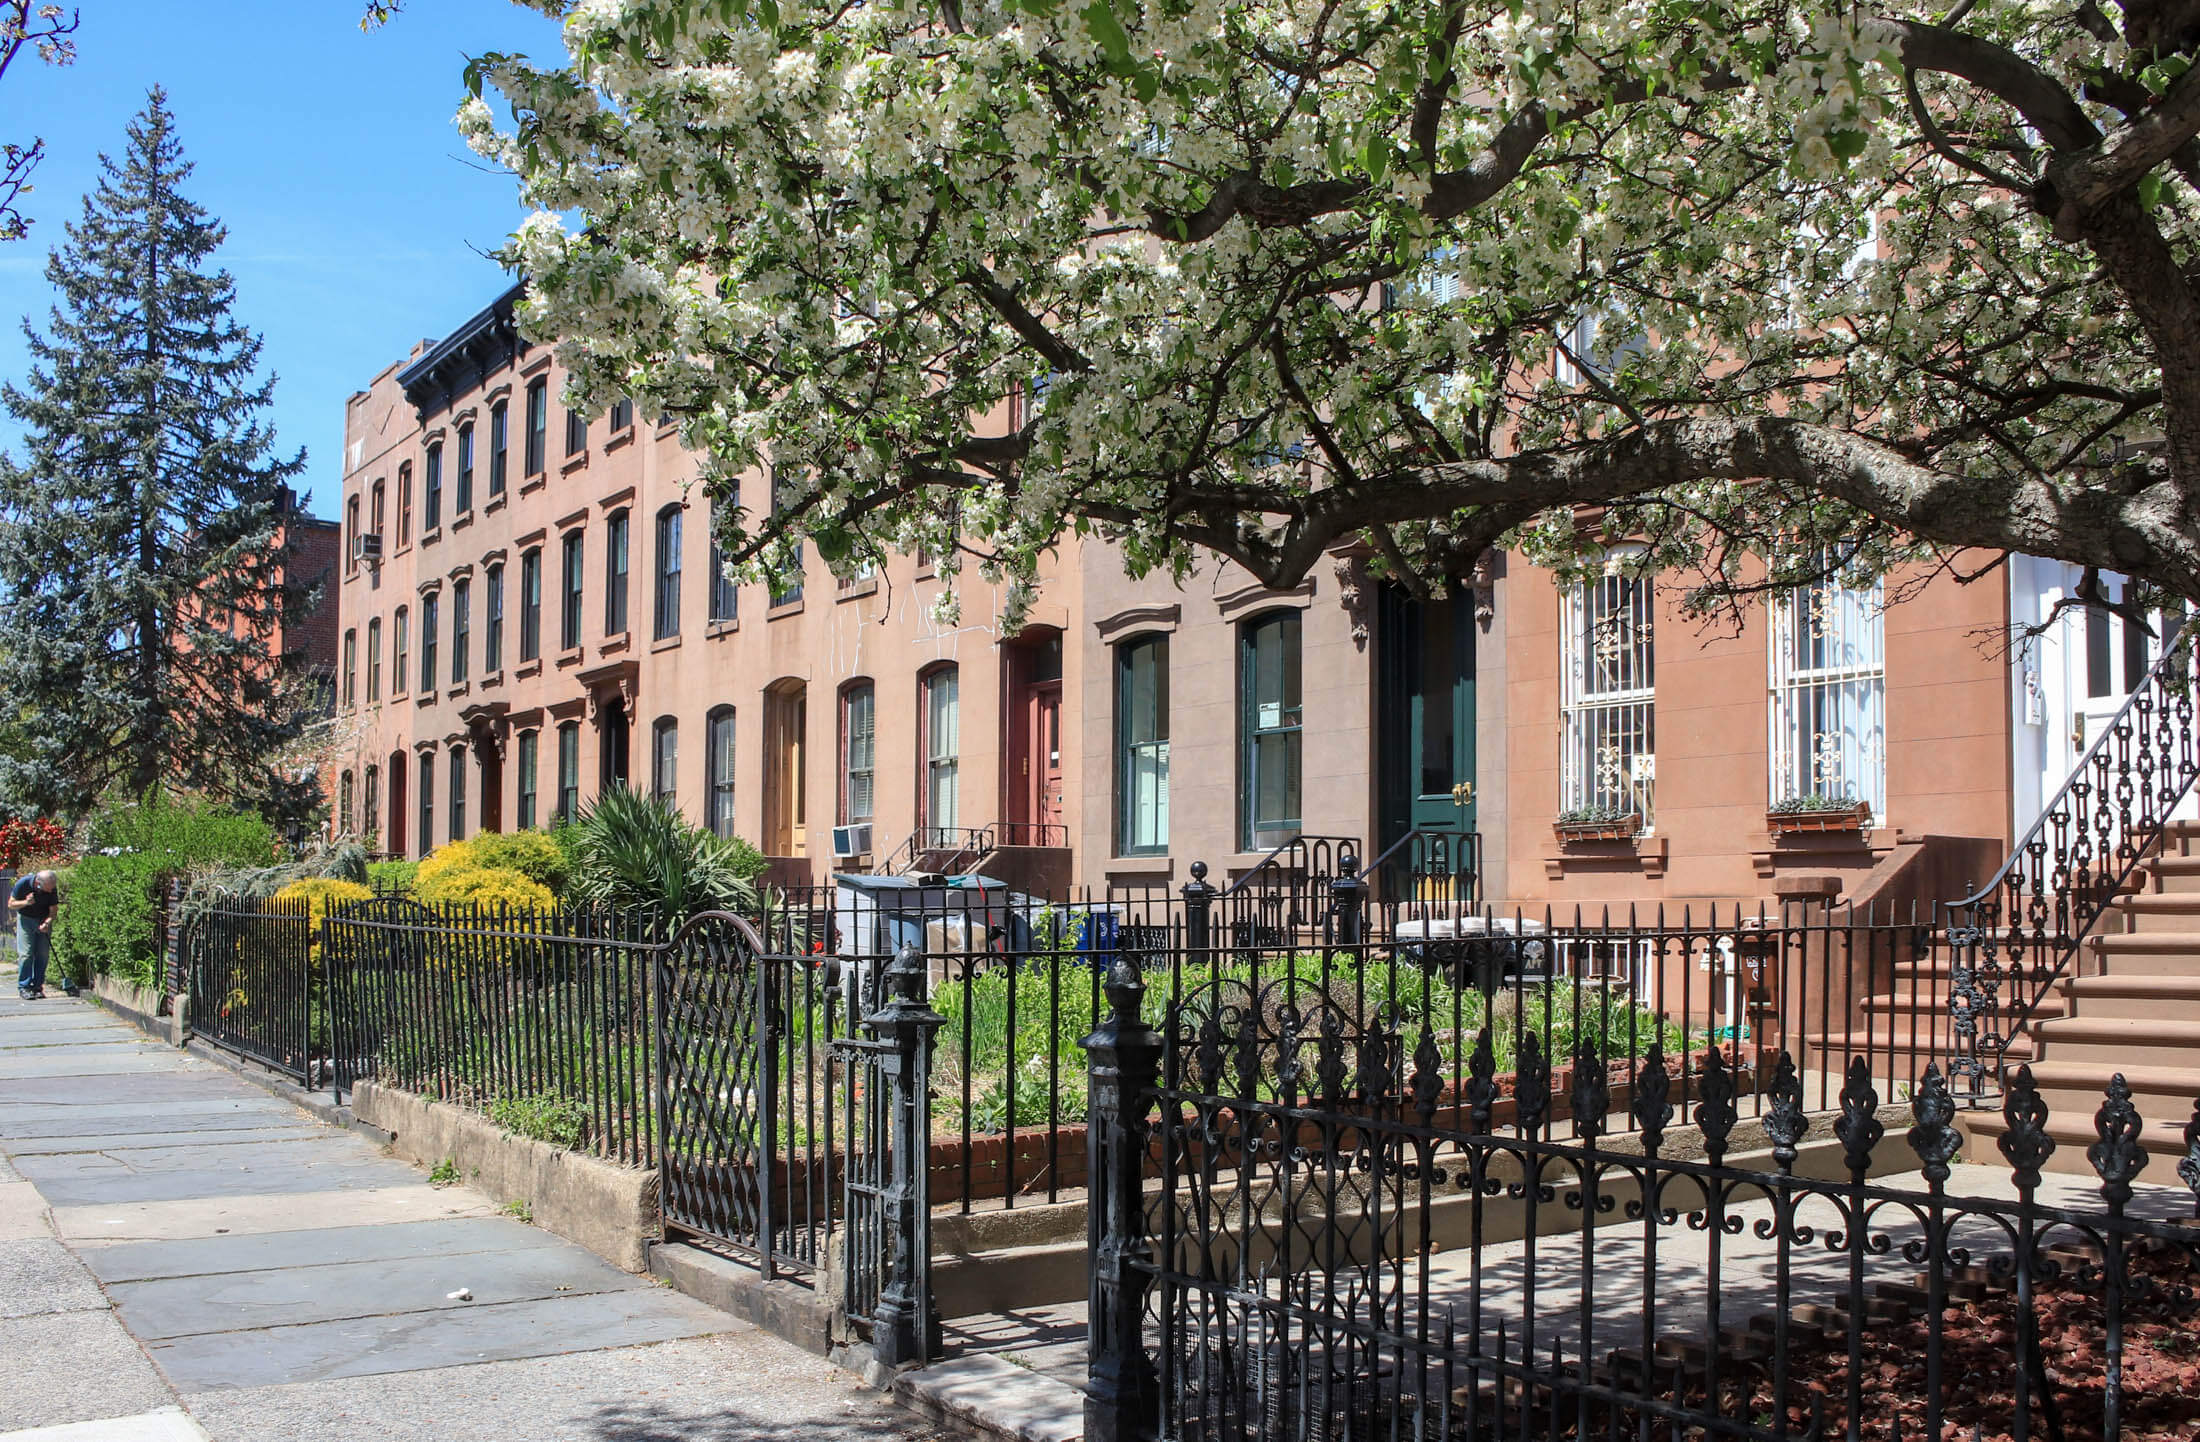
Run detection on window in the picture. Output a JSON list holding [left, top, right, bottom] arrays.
[[346, 495, 360, 574], [484, 565, 504, 673], [364, 765, 380, 845], [922, 666, 959, 838], [455, 425, 474, 515], [525, 379, 547, 475], [488, 402, 508, 497], [610, 397, 633, 433], [560, 533, 585, 651], [417, 751, 435, 859], [605, 511, 630, 636], [1117, 635, 1170, 855], [1239, 612, 1303, 850], [370, 480, 386, 546], [340, 770, 355, 835], [448, 745, 466, 841], [769, 471, 803, 607], [557, 721, 581, 821], [707, 707, 736, 838], [1770, 567, 1885, 820], [1554, 310, 1650, 386], [397, 463, 412, 546], [565, 405, 586, 457], [451, 579, 471, 685], [652, 717, 678, 800], [1560, 549, 1657, 824], [421, 591, 440, 692], [839, 682, 876, 824], [424, 443, 443, 531], [654, 506, 683, 640], [520, 548, 542, 662], [516, 730, 538, 830], [392, 607, 409, 696], [708, 496, 738, 622], [367, 618, 382, 702], [342, 629, 357, 709]]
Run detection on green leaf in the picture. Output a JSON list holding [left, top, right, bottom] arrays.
[[2139, 172, 2167, 210], [1080, 0, 1132, 67], [1826, 128, 1869, 162]]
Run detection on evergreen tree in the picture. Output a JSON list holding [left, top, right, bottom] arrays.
[[0, 87, 316, 824]]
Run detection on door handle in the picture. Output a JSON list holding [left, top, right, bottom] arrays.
[[2072, 711, 2086, 751], [1452, 781, 1474, 807]]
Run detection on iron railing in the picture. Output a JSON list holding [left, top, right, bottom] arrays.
[[1948, 618, 2200, 1101], [1362, 826, 1483, 911], [322, 898, 660, 1167], [184, 895, 316, 1083], [1084, 961, 2200, 1442]]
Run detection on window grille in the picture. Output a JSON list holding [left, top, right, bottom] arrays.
[[1769, 569, 1886, 818], [1559, 550, 1656, 824], [924, 668, 959, 836]]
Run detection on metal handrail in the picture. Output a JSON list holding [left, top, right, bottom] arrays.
[[1947, 614, 2200, 1100], [1359, 826, 1483, 908], [1217, 833, 1360, 898]]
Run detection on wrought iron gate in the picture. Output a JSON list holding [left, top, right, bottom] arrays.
[[184, 895, 316, 1082]]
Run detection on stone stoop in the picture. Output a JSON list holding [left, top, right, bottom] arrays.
[[1961, 818, 2200, 1175]]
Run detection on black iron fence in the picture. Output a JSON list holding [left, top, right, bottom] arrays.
[[1083, 961, 2200, 1442], [184, 895, 316, 1082]]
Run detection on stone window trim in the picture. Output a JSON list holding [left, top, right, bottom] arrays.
[[415, 576, 445, 597], [1094, 603, 1182, 641], [767, 599, 805, 621], [482, 382, 514, 407], [452, 404, 479, 427], [483, 493, 508, 517], [419, 527, 443, 549], [597, 486, 636, 513], [554, 508, 591, 534], [1214, 579, 1315, 623], [421, 423, 449, 446], [1106, 856, 1176, 879], [561, 450, 591, 476], [545, 694, 588, 721], [446, 561, 474, 582], [446, 682, 470, 702], [604, 426, 636, 454], [555, 645, 585, 669], [651, 635, 682, 654], [514, 660, 543, 682], [415, 691, 437, 709], [478, 670, 504, 691], [836, 577, 879, 603], [520, 472, 548, 496], [520, 352, 553, 379], [514, 527, 548, 551], [451, 512, 474, 533], [478, 546, 508, 569], [600, 631, 632, 656], [706, 618, 739, 640]]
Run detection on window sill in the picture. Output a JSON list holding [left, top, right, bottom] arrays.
[[484, 492, 507, 516], [561, 451, 590, 475], [835, 578, 879, 602], [520, 472, 547, 497], [515, 660, 542, 680], [706, 618, 739, 638], [767, 599, 805, 620], [420, 527, 442, 548], [478, 670, 503, 690], [599, 631, 632, 656], [651, 634, 682, 654], [452, 512, 473, 532], [394, 541, 412, 559], [555, 646, 584, 669], [416, 692, 436, 708], [1107, 855, 1174, 878], [604, 426, 636, 453], [446, 682, 470, 701]]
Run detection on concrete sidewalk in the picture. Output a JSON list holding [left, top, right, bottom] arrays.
[[0, 993, 944, 1442]]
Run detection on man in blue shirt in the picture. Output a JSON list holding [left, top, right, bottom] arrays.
[[11, 871, 65, 999]]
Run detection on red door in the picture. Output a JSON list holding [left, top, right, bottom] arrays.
[[1029, 682, 1063, 837]]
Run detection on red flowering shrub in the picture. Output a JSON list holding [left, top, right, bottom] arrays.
[[0, 817, 68, 870]]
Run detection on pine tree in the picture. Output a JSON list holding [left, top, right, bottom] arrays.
[[0, 87, 316, 824]]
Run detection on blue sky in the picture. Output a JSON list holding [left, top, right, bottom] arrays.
[[0, 0, 565, 519]]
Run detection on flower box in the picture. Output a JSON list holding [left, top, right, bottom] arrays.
[[1765, 802, 1873, 836], [1554, 814, 1642, 843]]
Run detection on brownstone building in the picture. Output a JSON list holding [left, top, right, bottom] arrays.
[[337, 283, 2146, 912]]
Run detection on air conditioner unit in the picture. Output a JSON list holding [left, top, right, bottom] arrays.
[[355, 533, 384, 562], [832, 823, 873, 858]]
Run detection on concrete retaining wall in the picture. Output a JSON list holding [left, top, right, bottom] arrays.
[[351, 1080, 660, 1273], [90, 973, 184, 1046]]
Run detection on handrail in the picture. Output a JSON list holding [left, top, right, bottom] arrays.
[[1360, 826, 1483, 908], [1947, 614, 2200, 1101], [1217, 833, 1360, 898]]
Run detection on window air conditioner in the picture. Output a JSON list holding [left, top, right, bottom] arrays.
[[832, 823, 873, 858], [356, 533, 384, 561]]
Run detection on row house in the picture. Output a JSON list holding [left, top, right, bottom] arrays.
[[332, 282, 2153, 913]]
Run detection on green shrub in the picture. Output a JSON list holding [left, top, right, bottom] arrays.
[[464, 829, 571, 897], [489, 1092, 589, 1149], [367, 859, 418, 894], [567, 787, 757, 925], [54, 793, 277, 989]]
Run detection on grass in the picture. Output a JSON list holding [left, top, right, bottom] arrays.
[[490, 1092, 589, 1149], [428, 1157, 460, 1187]]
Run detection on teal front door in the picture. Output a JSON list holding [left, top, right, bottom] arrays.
[[1378, 587, 1477, 852]]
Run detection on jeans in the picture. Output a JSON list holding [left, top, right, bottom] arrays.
[[16, 924, 49, 994]]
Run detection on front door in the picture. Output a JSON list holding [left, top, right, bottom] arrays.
[[1029, 682, 1064, 834], [1378, 587, 1477, 849], [764, 685, 808, 858]]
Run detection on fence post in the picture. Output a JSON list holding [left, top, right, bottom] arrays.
[[1181, 860, 1215, 955], [165, 877, 190, 1044], [1330, 850, 1367, 946], [867, 942, 944, 1368], [1083, 959, 1163, 1442]]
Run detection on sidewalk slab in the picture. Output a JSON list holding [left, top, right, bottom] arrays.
[[0, 1407, 211, 1441], [79, 1217, 563, 1285], [52, 1185, 497, 1243], [4, 1125, 331, 1156]]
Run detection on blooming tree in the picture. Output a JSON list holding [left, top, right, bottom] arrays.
[[450, 0, 2200, 620]]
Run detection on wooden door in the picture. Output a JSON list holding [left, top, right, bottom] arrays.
[[764, 686, 807, 857], [1029, 682, 1064, 835]]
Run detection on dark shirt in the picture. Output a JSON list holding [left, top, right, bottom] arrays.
[[13, 876, 53, 925]]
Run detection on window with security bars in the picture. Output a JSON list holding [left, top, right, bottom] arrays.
[[923, 667, 959, 836], [1559, 550, 1657, 825], [840, 681, 875, 824], [1769, 568, 1886, 819]]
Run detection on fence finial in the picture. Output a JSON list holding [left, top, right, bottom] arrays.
[[1907, 1064, 1962, 1186], [2088, 1073, 2148, 1207]]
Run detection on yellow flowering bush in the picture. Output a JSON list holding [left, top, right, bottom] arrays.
[[271, 877, 373, 961]]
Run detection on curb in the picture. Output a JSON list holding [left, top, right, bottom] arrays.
[[890, 1354, 1084, 1442], [180, 1039, 394, 1146]]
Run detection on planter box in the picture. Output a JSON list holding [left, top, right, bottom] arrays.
[[1554, 816, 1642, 843], [1766, 805, 1872, 836]]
